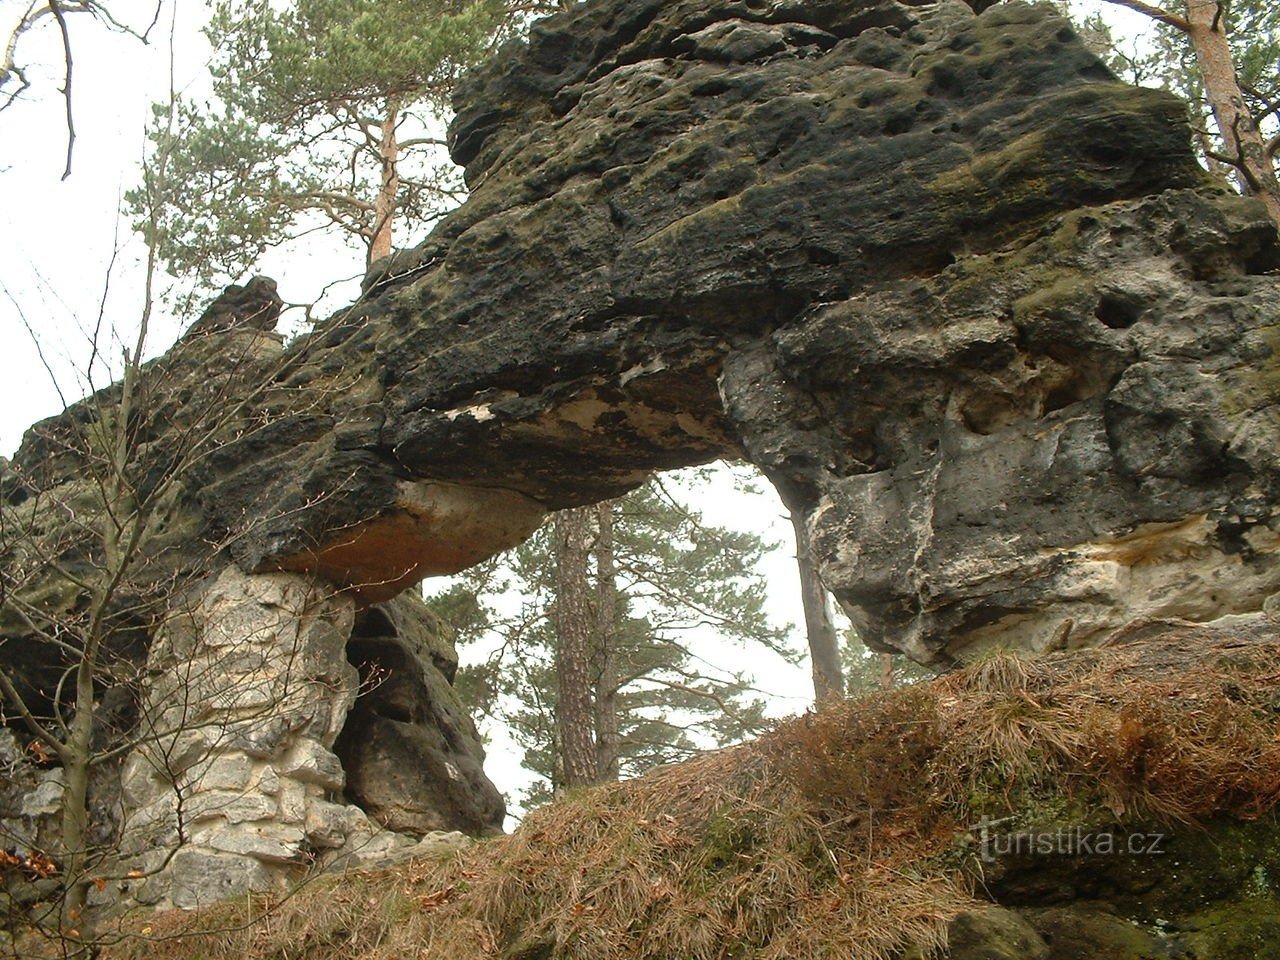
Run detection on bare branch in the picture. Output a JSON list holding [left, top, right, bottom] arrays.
[[1096, 0, 1191, 31], [1, 282, 72, 411], [396, 135, 449, 150], [0, 1, 46, 112], [47, 0, 76, 179]]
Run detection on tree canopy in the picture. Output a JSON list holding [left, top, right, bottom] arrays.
[[129, 0, 523, 289]]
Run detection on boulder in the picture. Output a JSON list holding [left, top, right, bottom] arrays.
[[335, 594, 505, 837]]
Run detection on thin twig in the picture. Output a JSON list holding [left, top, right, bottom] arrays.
[[47, 0, 75, 179]]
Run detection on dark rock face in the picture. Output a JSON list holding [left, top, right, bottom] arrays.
[[184, 276, 283, 337], [7, 2, 1280, 664], [726, 189, 1280, 660], [335, 594, 504, 836]]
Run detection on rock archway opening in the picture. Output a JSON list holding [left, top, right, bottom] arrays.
[[385, 460, 817, 815]]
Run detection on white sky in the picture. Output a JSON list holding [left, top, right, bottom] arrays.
[[0, 0, 1162, 814]]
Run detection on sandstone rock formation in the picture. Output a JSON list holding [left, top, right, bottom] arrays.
[[14, 0, 1270, 657], [149, 0, 1279, 662], [335, 593, 505, 838], [4, 0, 1280, 912], [731, 189, 1280, 661]]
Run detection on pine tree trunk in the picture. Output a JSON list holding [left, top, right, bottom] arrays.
[[593, 501, 620, 782], [1185, 0, 1280, 226], [879, 653, 896, 691], [553, 506, 599, 791], [792, 511, 843, 707], [369, 99, 401, 265]]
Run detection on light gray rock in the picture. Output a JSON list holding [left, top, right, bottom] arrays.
[[276, 741, 345, 791], [303, 800, 368, 849], [20, 772, 63, 818], [322, 828, 468, 872], [169, 849, 276, 909], [185, 790, 279, 825], [727, 190, 1280, 662], [181, 754, 256, 793], [228, 717, 301, 760], [204, 823, 306, 864]]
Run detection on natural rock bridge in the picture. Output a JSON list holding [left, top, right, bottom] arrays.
[[5, 0, 1280, 911]]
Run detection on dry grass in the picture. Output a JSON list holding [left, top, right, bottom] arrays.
[[98, 628, 1280, 960]]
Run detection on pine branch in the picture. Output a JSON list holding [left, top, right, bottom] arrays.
[[1097, 0, 1191, 31]]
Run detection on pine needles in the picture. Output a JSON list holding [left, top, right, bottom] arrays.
[[100, 627, 1280, 960]]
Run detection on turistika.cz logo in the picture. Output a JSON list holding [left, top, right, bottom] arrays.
[[969, 816, 1167, 864]]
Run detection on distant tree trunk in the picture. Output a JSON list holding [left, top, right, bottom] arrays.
[[1185, 0, 1280, 225], [791, 511, 843, 707], [553, 506, 599, 791], [879, 653, 895, 691], [369, 99, 401, 264], [593, 501, 620, 782]]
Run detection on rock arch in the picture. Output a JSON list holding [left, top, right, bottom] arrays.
[[6, 0, 1280, 909]]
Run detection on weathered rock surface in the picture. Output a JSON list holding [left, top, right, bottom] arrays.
[[184, 276, 284, 338], [276, 0, 1199, 609], [728, 189, 1280, 661], [113, 566, 359, 908], [107, 568, 500, 909], [6, 0, 1280, 915], [335, 593, 505, 837], [248, 0, 1273, 662], [10, 0, 1263, 661]]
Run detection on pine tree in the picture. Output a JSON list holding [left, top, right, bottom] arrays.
[[1077, 0, 1280, 224], [127, 0, 539, 289], [430, 467, 797, 809]]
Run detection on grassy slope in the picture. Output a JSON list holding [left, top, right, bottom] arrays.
[[98, 622, 1280, 960]]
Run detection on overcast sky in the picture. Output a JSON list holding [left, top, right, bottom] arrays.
[[0, 0, 1158, 813]]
